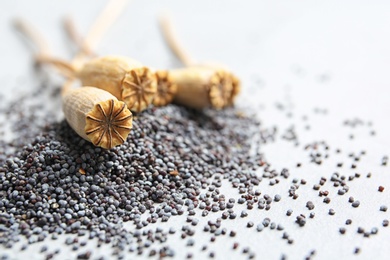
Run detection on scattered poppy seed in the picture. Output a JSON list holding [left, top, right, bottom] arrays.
[[352, 201, 360, 208], [306, 201, 315, 210], [256, 224, 264, 232], [357, 227, 364, 234], [296, 215, 306, 227], [270, 222, 276, 230], [0, 59, 388, 259], [262, 218, 271, 227]]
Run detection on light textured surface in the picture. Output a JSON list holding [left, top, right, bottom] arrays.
[[1, 0, 390, 259]]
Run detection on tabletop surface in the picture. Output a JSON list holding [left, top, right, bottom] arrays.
[[1, 1, 390, 259]]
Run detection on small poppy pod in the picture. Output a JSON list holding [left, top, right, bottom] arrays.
[[169, 66, 238, 109], [76, 56, 158, 113], [62, 86, 133, 149], [196, 62, 241, 106], [152, 70, 178, 107]]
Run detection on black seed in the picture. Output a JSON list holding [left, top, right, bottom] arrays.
[[352, 201, 360, 208], [306, 201, 315, 210]]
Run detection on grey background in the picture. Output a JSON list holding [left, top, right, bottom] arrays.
[[1, 0, 390, 259]]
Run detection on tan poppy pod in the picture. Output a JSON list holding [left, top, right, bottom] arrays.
[[62, 86, 133, 149], [76, 56, 157, 113], [157, 14, 242, 109], [169, 66, 236, 109], [152, 70, 178, 107], [196, 62, 241, 106]]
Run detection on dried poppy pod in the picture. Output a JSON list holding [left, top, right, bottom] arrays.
[[76, 56, 158, 113], [153, 70, 178, 107], [169, 66, 236, 109], [158, 15, 241, 109], [62, 86, 133, 149], [196, 63, 241, 106]]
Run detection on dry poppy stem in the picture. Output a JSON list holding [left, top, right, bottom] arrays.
[[13, 19, 76, 79], [82, 0, 129, 54], [13, 19, 51, 57], [71, 0, 130, 70], [63, 0, 128, 59], [159, 13, 194, 67], [159, 13, 241, 109], [63, 16, 95, 58]]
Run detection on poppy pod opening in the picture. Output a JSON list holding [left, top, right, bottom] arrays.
[[62, 86, 133, 149]]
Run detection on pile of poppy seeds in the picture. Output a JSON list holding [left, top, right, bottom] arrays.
[[0, 75, 389, 259]]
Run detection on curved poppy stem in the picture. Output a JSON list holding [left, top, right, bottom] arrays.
[[159, 13, 195, 67]]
